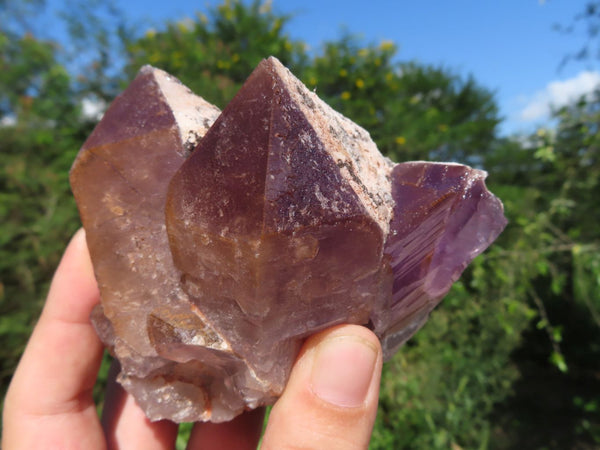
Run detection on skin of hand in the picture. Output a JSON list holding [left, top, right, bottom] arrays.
[[2, 229, 383, 449]]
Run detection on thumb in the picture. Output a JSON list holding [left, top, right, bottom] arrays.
[[261, 324, 382, 450]]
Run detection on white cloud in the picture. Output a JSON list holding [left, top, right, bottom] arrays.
[[0, 115, 16, 127], [81, 97, 106, 121], [519, 71, 600, 122]]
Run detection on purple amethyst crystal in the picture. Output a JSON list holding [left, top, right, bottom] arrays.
[[70, 56, 507, 423]]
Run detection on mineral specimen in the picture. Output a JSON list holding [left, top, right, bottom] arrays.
[[70, 56, 507, 423]]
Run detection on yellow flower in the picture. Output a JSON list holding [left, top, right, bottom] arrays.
[[410, 94, 421, 104], [145, 29, 156, 39], [232, 53, 240, 62], [177, 22, 188, 33], [220, 2, 234, 20], [309, 76, 317, 86], [355, 78, 365, 89], [341, 91, 351, 100], [217, 60, 231, 69], [395, 136, 406, 145], [339, 68, 348, 77], [358, 48, 368, 57], [534, 145, 555, 162], [379, 40, 395, 52], [385, 72, 394, 82], [259, 0, 273, 14], [172, 51, 184, 68]]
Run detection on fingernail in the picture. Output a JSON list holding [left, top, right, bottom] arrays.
[[310, 335, 377, 407]]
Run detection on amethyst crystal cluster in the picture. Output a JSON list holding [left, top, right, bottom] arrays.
[[70, 57, 506, 422]]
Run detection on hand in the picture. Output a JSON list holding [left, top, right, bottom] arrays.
[[3, 229, 383, 449]]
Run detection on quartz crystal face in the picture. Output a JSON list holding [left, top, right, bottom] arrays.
[[70, 57, 507, 423]]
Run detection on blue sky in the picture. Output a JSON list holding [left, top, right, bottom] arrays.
[[47, 0, 600, 136]]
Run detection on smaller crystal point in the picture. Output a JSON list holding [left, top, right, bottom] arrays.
[[375, 162, 507, 357], [71, 57, 507, 423]]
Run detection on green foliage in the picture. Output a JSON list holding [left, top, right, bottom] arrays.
[[373, 279, 533, 449], [0, 0, 599, 448], [556, 1, 600, 66], [59, 0, 136, 101], [299, 36, 500, 163], [0, 71, 83, 417], [0, 0, 107, 421], [479, 94, 600, 448], [126, 0, 306, 108]]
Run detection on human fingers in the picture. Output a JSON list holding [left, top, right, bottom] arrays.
[[101, 360, 178, 449], [2, 228, 105, 449], [261, 324, 382, 450], [185, 407, 264, 450]]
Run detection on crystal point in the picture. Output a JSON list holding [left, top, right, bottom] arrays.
[[70, 57, 507, 423]]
